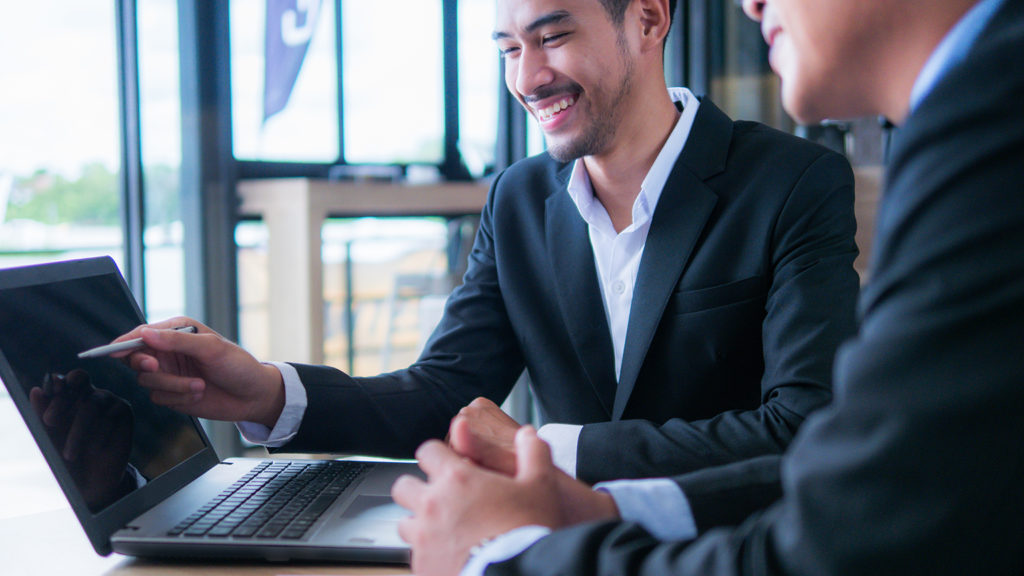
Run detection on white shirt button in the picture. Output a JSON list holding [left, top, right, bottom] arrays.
[[613, 280, 626, 295]]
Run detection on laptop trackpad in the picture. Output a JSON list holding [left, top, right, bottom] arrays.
[[317, 495, 410, 547], [341, 495, 409, 521]]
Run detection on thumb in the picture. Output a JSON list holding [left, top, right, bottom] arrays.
[[514, 426, 553, 482]]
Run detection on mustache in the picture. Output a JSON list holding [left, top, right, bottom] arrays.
[[524, 82, 583, 104]]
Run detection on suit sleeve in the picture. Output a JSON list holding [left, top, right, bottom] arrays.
[[487, 27, 1024, 575], [577, 150, 860, 482], [278, 171, 526, 457]]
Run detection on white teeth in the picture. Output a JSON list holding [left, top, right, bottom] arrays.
[[537, 96, 576, 120]]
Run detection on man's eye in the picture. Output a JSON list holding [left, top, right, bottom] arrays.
[[499, 46, 520, 58], [542, 32, 568, 44]]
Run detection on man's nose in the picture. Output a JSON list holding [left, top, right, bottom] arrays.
[[742, 0, 766, 21], [513, 47, 555, 100]]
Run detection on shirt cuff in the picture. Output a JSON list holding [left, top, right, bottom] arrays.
[[235, 362, 307, 447], [594, 478, 698, 542], [537, 423, 582, 478], [459, 525, 552, 576]]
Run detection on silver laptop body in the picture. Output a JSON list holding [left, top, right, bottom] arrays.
[[0, 256, 418, 563]]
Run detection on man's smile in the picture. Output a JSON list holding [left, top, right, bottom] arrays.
[[535, 96, 577, 121]]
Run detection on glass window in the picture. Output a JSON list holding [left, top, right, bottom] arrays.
[[236, 217, 449, 375], [458, 0, 499, 176], [0, 2, 122, 271], [322, 217, 449, 374], [0, 0, 122, 519], [231, 0, 340, 163], [342, 0, 444, 165], [139, 0, 185, 321]]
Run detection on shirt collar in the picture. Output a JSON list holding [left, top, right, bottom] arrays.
[[567, 87, 701, 232], [909, 0, 1007, 112]]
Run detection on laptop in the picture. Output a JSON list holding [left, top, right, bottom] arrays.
[[0, 256, 420, 563]]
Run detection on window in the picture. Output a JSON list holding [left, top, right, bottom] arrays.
[[343, 0, 445, 165], [458, 0, 499, 176], [0, 0, 123, 520], [229, 0, 499, 175], [231, 0, 340, 163], [233, 2, 500, 374], [139, 0, 186, 321], [0, 2, 123, 270]]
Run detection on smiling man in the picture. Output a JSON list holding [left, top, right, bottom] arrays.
[[437, 0, 860, 484], [116, 0, 857, 489], [392, 0, 1024, 574]]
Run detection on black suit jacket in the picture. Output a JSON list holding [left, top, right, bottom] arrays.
[[492, 1, 1024, 574], [283, 98, 859, 483]]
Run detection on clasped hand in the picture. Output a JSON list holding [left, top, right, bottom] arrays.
[[391, 398, 620, 576]]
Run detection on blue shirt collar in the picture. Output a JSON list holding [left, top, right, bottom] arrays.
[[909, 0, 1008, 112]]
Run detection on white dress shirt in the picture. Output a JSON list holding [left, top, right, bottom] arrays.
[[538, 86, 700, 477]]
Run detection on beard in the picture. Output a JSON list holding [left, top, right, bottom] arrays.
[[545, 41, 636, 163]]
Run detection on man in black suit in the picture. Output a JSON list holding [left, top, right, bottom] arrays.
[[115, 0, 857, 484], [391, 0, 1024, 574]]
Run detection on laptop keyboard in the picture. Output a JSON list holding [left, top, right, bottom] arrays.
[[167, 460, 370, 540]]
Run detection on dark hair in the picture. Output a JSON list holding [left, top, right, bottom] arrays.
[[599, 0, 678, 31]]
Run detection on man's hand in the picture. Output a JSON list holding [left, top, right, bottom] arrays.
[[113, 317, 285, 427], [393, 427, 620, 576], [447, 396, 520, 475], [393, 427, 562, 576], [29, 369, 135, 510]]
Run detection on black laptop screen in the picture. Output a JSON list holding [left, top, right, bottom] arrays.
[[0, 270, 205, 514]]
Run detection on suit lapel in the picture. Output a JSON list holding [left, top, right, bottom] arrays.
[[613, 98, 732, 419], [546, 170, 617, 418]]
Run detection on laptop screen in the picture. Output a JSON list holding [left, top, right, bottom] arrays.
[[0, 260, 206, 515]]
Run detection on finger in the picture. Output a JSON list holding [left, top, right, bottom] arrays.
[[397, 516, 418, 546], [126, 351, 161, 373], [444, 411, 461, 446], [391, 474, 429, 511], [136, 372, 205, 396], [109, 317, 195, 344], [148, 388, 203, 410], [43, 374, 76, 428], [29, 387, 51, 418], [467, 396, 499, 410], [64, 394, 101, 461], [135, 324, 215, 360], [449, 415, 517, 476], [514, 426, 553, 482], [414, 439, 465, 478], [470, 396, 519, 425], [447, 414, 470, 455], [64, 369, 94, 398], [42, 372, 57, 396]]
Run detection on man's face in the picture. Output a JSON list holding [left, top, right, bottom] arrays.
[[742, 0, 885, 122], [494, 0, 638, 162]]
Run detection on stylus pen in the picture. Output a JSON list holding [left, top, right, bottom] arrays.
[[77, 325, 197, 359]]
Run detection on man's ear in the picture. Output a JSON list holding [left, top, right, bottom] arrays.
[[635, 0, 672, 50]]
